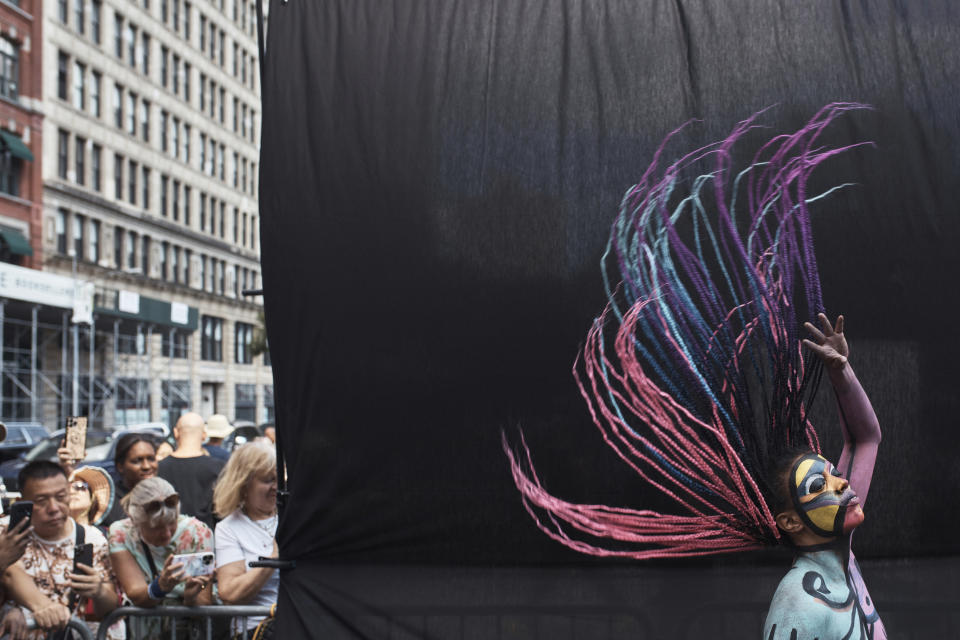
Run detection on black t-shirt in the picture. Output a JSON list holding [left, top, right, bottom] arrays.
[[157, 455, 226, 529]]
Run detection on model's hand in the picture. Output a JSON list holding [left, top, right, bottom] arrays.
[[802, 313, 848, 369], [0, 518, 31, 571], [31, 602, 70, 631], [158, 554, 186, 593], [68, 562, 103, 597], [0, 606, 29, 640]]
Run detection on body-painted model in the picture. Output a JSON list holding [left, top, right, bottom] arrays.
[[501, 104, 885, 638], [763, 315, 885, 639]]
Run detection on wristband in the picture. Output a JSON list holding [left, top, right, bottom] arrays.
[[148, 578, 167, 600]]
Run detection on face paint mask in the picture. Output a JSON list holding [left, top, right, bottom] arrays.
[[789, 453, 860, 538]]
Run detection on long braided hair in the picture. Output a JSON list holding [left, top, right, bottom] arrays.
[[503, 103, 871, 558]]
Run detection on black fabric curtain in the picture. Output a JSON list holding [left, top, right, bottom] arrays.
[[259, 1, 960, 637]]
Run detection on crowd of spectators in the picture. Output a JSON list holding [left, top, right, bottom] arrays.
[[0, 413, 279, 639]]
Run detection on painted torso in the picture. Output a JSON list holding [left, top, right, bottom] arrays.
[[764, 540, 885, 640]]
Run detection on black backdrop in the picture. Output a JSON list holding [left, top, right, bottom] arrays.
[[259, 1, 960, 637]]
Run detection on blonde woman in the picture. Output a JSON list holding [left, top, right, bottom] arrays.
[[213, 442, 279, 637]]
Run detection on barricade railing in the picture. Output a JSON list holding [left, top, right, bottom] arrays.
[[94, 605, 272, 640], [5, 616, 94, 640]]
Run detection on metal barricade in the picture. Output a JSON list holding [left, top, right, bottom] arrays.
[[94, 605, 272, 640], [3, 616, 95, 640]]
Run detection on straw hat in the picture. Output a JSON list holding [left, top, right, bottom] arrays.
[[205, 414, 234, 439], [70, 466, 115, 526]]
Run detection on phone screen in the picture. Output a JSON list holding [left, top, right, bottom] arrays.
[[64, 416, 88, 461], [7, 501, 33, 531], [74, 542, 94, 569]]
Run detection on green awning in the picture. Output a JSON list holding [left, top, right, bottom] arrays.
[[0, 228, 33, 256], [0, 130, 33, 162]]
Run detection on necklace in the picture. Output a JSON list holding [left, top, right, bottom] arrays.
[[247, 512, 277, 537]]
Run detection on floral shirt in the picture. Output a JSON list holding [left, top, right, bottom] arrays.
[[13, 518, 123, 640], [108, 514, 213, 601]]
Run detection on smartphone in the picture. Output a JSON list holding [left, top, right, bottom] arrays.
[[74, 542, 94, 569], [64, 416, 88, 461], [7, 501, 32, 531], [171, 551, 215, 577]]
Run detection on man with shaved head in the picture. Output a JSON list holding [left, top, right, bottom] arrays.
[[157, 412, 226, 528]]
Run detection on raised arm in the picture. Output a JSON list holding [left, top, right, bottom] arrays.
[[803, 314, 881, 506]]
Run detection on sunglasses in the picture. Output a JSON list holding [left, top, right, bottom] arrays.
[[143, 494, 180, 515], [70, 481, 90, 493]]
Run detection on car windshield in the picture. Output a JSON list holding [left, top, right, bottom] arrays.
[[25, 439, 60, 462]]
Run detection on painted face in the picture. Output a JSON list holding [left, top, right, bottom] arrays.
[[790, 453, 863, 538]]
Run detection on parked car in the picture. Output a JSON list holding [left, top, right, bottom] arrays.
[[223, 421, 263, 452], [0, 429, 112, 491], [0, 423, 51, 463]]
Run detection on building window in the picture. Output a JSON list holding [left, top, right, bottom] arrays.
[[232, 151, 238, 187], [235, 384, 256, 421], [218, 87, 225, 122], [72, 62, 85, 109], [126, 92, 137, 134], [0, 152, 21, 196], [72, 214, 85, 260], [74, 137, 85, 185], [170, 245, 179, 282], [184, 186, 191, 226], [232, 42, 238, 76], [199, 73, 206, 111], [160, 240, 168, 279], [232, 209, 238, 243], [263, 385, 274, 423], [126, 230, 136, 269], [171, 117, 179, 158], [114, 154, 123, 200], [199, 193, 206, 231], [0, 39, 18, 100], [59, 0, 68, 23], [160, 380, 190, 430], [235, 322, 253, 364], [218, 29, 225, 66], [160, 110, 168, 152], [141, 100, 150, 142], [209, 22, 216, 60], [242, 212, 247, 247], [126, 23, 137, 67], [160, 174, 168, 216], [113, 83, 123, 128], [56, 210, 68, 254], [115, 378, 150, 426], [161, 0, 168, 23], [217, 144, 224, 180], [160, 47, 168, 87], [141, 235, 150, 274], [141, 33, 150, 75], [172, 179, 180, 221], [57, 52, 69, 100], [200, 15, 206, 50], [162, 335, 189, 358], [90, 71, 101, 117], [172, 0, 180, 30], [113, 225, 123, 267], [208, 80, 215, 118], [183, 248, 191, 284], [183, 124, 190, 163], [74, 0, 85, 33], [114, 13, 123, 59], [184, 2, 191, 39], [57, 130, 69, 179], [91, 1, 101, 43], [172, 55, 180, 95], [184, 63, 191, 102], [201, 316, 223, 361], [142, 166, 150, 209], [219, 201, 225, 237], [197, 254, 205, 289], [128, 160, 137, 204], [89, 219, 100, 263], [207, 138, 215, 175], [91, 145, 102, 191]]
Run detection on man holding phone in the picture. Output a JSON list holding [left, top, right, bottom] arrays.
[[1, 461, 122, 639]]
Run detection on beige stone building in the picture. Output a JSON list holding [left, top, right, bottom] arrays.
[[26, 0, 270, 430]]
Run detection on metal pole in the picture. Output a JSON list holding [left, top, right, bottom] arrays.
[[72, 323, 79, 416], [113, 320, 119, 428], [146, 326, 153, 421], [168, 329, 174, 427], [0, 300, 5, 415], [88, 319, 95, 420], [61, 311, 68, 421], [30, 306, 38, 422]]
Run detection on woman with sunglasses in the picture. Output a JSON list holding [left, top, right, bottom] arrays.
[[68, 466, 115, 531], [108, 477, 214, 638]]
